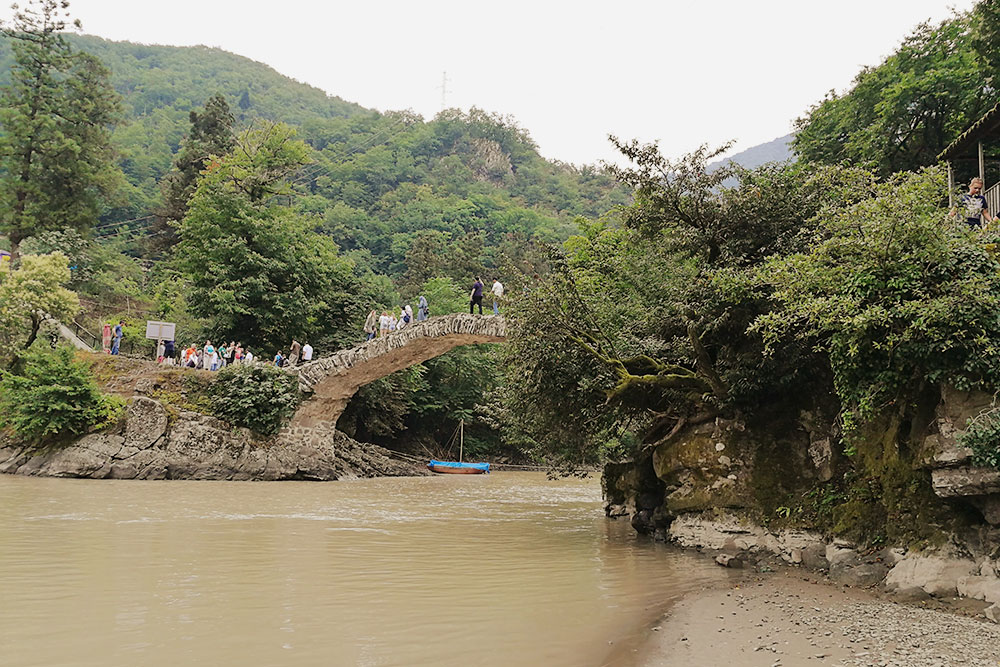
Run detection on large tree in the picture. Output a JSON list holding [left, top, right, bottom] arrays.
[[152, 94, 236, 251], [498, 142, 853, 467], [175, 122, 364, 351], [0, 0, 122, 259]]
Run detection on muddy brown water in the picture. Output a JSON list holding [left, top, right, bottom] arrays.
[[0, 472, 733, 666]]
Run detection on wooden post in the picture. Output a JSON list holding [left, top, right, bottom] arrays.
[[948, 161, 955, 208], [980, 141, 986, 185], [459, 418, 464, 463]]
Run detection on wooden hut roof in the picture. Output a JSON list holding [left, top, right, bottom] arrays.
[[938, 100, 1000, 161]]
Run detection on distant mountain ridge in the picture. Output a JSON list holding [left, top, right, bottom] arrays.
[[717, 133, 795, 170], [707, 133, 795, 187], [0, 32, 629, 276]]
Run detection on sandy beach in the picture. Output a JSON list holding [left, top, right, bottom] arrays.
[[620, 571, 1000, 667]]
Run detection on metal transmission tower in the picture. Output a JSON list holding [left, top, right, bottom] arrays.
[[438, 71, 450, 110]]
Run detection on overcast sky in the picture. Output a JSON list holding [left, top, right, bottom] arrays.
[[1, 0, 981, 166]]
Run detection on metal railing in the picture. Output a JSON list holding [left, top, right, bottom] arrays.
[[70, 320, 102, 350], [68, 321, 152, 359]]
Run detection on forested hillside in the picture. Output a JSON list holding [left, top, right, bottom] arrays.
[[0, 13, 628, 460], [0, 34, 629, 280]]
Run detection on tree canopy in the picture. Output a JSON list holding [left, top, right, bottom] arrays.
[[175, 122, 365, 351], [793, 9, 993, 176], [0, 1, 122, 258]]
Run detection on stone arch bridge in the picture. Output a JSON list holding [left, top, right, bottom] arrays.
[[285, 314, 505, 441]]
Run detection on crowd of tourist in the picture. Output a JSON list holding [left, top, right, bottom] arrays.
[[126, 275, 506, 369]]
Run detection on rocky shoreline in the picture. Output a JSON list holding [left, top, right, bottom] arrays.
[[628, 509, 1000, 626], [0, 395, 421, 481]]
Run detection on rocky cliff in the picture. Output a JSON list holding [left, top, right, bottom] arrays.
[[603, 385, 1000, 622], [0, 396, 419, 481]]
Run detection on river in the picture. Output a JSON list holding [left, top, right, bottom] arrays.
[[0, 472, 734, 666]]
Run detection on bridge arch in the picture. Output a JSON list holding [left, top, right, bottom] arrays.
[[289, 314, 505, 432]]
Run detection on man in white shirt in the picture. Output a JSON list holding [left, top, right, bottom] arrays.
[[302, 342, 313, 362], [491, 279, 504, 315]]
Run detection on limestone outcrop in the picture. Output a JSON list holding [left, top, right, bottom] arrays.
[[0, 396, 419, 481], [921, 386, 1000, 526], [603, 383, 1000, 623]]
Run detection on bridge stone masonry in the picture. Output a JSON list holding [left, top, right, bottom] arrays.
[[286, 314, 506, 440]]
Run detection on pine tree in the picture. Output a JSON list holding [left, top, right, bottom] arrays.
[[152, 94, 235, 251], [0, 0, 122, 260]]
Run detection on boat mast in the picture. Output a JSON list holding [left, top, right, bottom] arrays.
[[459, 419, 464, 463]]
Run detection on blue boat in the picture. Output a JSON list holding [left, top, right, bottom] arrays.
[[427, 460, 490, 474], [427, 420, 490, 474]]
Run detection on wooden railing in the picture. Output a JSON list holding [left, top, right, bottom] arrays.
[[986, 182, 1000, 219]]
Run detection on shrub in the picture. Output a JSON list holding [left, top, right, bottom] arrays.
[[959, 407, 1000, 469], [0, 347, 125, 442], [208, 363, 299, 435]]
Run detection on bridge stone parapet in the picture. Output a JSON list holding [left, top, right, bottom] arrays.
[[290, 313, 505, 430]]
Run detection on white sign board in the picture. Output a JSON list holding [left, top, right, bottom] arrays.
[[145, 320, 176, 341]]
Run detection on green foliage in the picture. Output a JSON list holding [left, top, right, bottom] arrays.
[[972, 0, 1000, 78], [752, 167, 1000, 428], [207, 363, 299, 435], [153, 93, 236, 248], [0, 346, 124, 442], [340, 344, 502, 456], [415, 276, 468, 315], [20, 228, 143, 298], [500, 144, 832, 467], [0, 252, 80, 368], [793, 10, 991, 176], [0, 1, 123, 256], [338, 367, 428, 441], [176, 122, 365, 351], [959, 407, 1000, 469]]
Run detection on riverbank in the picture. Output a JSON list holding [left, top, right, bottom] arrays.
[[0, 395, 421, 481], [629, 571, 1000, 667]]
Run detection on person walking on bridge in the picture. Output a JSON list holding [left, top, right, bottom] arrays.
[[470, 277, 484, 315], [364, 309, 378, 341], [417, 295, 428, 322], [301, 341, 313, 363], [491, 278, 504, 315], [288, 339, 301, 367]]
